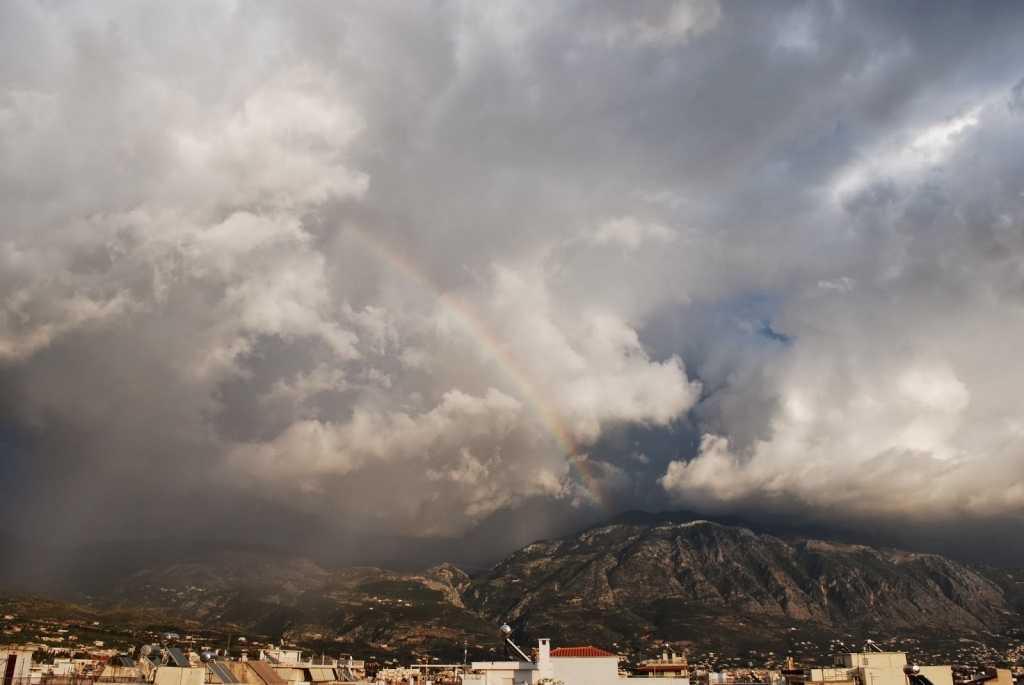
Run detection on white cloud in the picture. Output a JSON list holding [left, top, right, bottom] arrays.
[[168, 66, 369, 211], [481, 264, 701, 443], [230, 388, 523, 478], [226, 387, 574, 531], [660, 91, 1024, 526], [663, 292, 1024, 519], [0, 288, 135, 361], [831, 105, 983, 204], [4, 0, 1024, 551], [265, 364, 346, 409], [591, 217, 676, 251], [580, 0, 722, 48]]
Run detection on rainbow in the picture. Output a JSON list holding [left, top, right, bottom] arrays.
[[342, 225, 612, 510]]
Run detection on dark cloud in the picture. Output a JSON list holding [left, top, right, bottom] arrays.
[[2, 0, 1024, 577]]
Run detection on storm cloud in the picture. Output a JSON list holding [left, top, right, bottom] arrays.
[[2, 0, 1024, 569]]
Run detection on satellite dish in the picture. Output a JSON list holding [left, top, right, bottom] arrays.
[[499, 624, 512, 637], [140, 645, 153, 657]]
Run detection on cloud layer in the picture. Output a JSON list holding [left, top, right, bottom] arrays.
[[1, 0, 1024, 564]]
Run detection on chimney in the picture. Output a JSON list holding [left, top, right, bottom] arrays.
[[538, 639, 551, 673]]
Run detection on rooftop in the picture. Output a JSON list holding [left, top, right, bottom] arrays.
[[550, 646, 616, 658]]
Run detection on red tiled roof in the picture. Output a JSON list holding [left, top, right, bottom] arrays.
[[550, 646, 616, 658]]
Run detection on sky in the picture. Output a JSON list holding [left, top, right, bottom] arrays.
[[2, 0, 1024, 574]]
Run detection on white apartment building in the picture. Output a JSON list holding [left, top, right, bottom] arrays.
[[463, 639, 689, 685], [801, 651, 952, 685], [1, 649, 34, 685]]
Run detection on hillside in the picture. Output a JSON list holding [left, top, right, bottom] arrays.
[[95, 555, 494, 659], [467, 517, 1018, 652], [7, 514, 1024, 662]]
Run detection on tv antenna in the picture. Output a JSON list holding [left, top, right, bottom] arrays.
[[500, 624, 532, 663], [865, 639, 884, 653]]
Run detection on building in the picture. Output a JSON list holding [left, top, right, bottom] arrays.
[[336, 658, 365, 683], [634, 652, 690, 679], [976, 670, 1014, 685], [208, 660, 244, 685], [152, 664, 207, 685], [464, 639, 689, 685], [547, 645, 622, 685], [261, 649, 306, 667], [701, 669, 782, 685], [1, 648, 34, 685], [230, 660, 288, 685], [42, 658, 76, 678], [784, 651, 952, 685], [98, 655, 144, 681], [376, 666, 420, 684], [257, 644, 354, 684]]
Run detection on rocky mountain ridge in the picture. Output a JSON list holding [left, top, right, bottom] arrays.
[[13, 514, 1024, 658], [467, 518, 1018, 647]]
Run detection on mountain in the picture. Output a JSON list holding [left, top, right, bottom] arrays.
[[6, 513, 1024, 662], [467, 516, 1019, 651], [90, 553, 496, 658]]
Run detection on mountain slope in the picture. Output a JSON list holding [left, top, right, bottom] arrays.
[[465, 518, 1016, 647], [22, 515, 1023, 660], [99, 553, 494, 658]]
